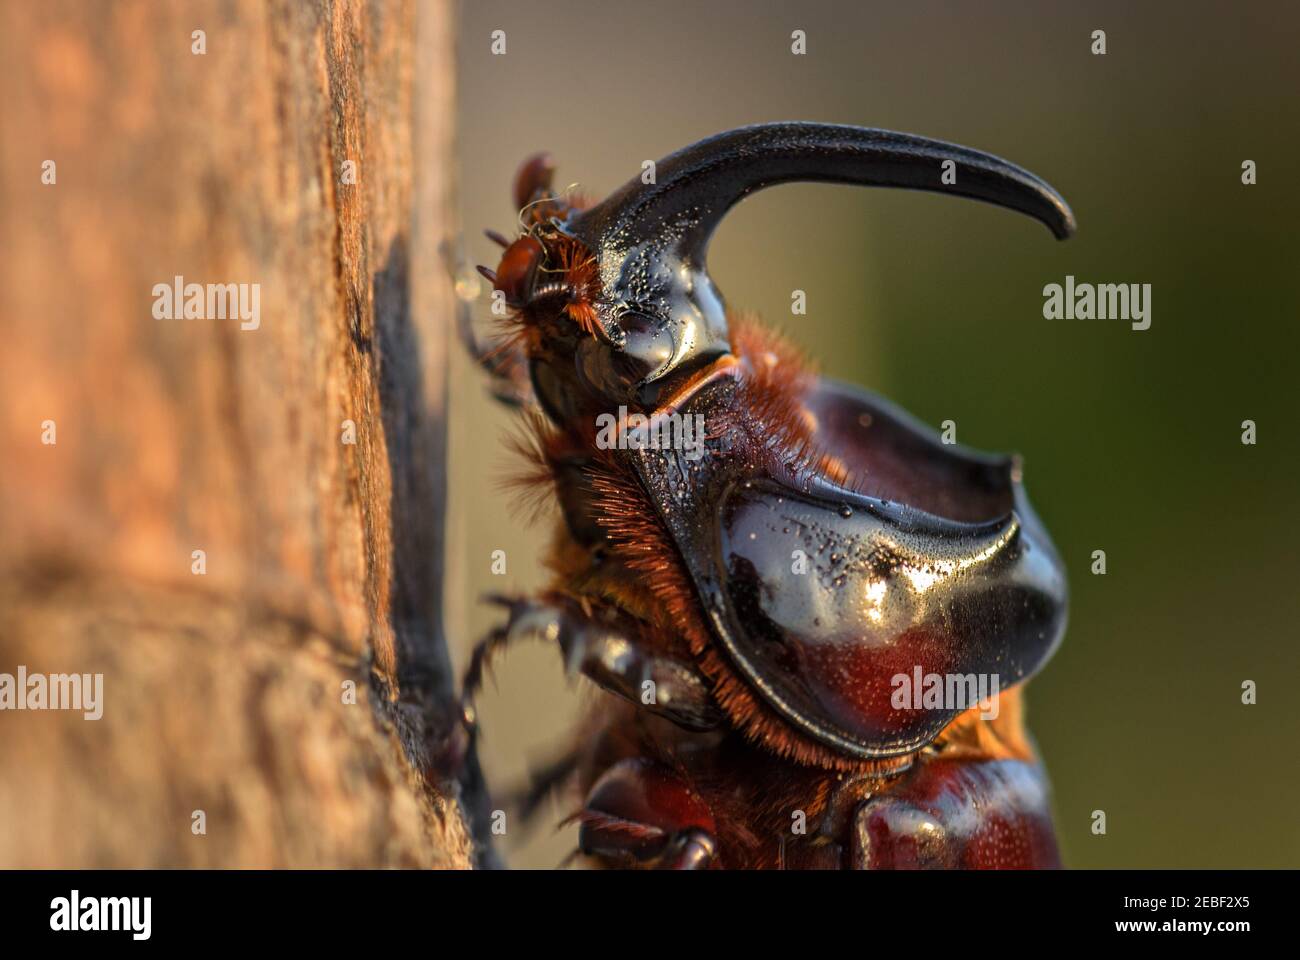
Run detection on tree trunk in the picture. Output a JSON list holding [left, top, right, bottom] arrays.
[[0, 0, 484, 868]]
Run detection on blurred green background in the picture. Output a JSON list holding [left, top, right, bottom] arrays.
[[447, 0, 1300, 868]]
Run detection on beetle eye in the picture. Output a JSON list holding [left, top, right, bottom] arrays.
[[576, 336, 653, 402]]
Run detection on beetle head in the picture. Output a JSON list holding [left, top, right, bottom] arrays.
[[555, 122, 1075, 407], [491, 123, 1075, 413]]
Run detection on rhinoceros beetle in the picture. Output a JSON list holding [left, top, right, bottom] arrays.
[[461, 122, 1074, 869]]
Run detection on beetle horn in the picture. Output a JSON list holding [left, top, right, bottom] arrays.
[[570, 122, 1075, 253], [562, 122, 1075, 400]]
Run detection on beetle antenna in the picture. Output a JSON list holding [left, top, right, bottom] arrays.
[[517, 193, 559, 232]]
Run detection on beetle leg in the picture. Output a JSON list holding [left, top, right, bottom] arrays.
[[462, 594, 723, 733], [473, 746, 583, 839], [456, 300, 534, 409], [574, 757, 719, 869], [849, 756, 1061, 869], [443, 233, 534, 409]]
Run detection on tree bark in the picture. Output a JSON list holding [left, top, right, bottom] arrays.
[[0, 0, 483, 868]]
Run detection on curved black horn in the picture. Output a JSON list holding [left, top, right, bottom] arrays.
[[572, 122, 1074, 251], [562, 122, 1076, 401]]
